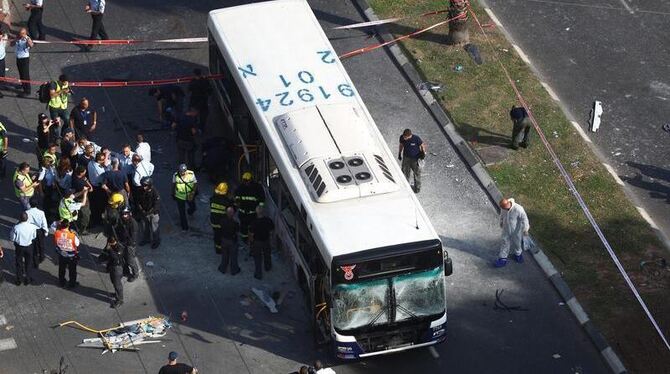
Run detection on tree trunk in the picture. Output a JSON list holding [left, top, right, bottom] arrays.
[[448, 0, 469, 45]]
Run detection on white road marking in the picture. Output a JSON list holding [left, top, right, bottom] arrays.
[[0, 338, 17, 352], [636, 207, 659, 230], [540, 81, 560, 101], [484, 8, 503, 27], [570, 121, 592, 144], [512, 44, 531, 65], [617, 0, 635, 14], [429, 346, 440, 359], [601, 163, 625, 186]]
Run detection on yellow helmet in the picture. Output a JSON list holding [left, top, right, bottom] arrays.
[[108, 192, 125, 209], [215, 182, 229, 195], [242, 172, 253, 181]]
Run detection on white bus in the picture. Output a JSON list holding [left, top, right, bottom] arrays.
[[207, 0, 453, 359]]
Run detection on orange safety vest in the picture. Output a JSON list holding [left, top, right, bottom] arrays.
[[54, 229, 78, 256]]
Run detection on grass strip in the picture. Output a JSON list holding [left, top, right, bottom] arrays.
[[368, 0, 670, 371]]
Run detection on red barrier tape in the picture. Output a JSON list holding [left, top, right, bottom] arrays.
[[339, 12, 466, 60], [466, 3, 670, 351], [333, 8, 451, 30], [31, 37, 208, 45], [0, 74, 224, 88]]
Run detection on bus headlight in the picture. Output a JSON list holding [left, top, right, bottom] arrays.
[[432, 328, 445, 338]]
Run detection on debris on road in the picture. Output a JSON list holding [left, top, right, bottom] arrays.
[[553, 353, 562, 359], [55, 316, 171, 354], [494, 289, 529, 312], [589, 100, 603, 132], [418, 81, 442, 92], [252, 287, 279, 313], [145, 261, 155, 267], [180, 311, 188, 322]]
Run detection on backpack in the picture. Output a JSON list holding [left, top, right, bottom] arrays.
[[38, 82, 52, 103]]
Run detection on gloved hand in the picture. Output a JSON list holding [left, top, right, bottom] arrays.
[[0, 150, 7, 159], [398, 153, 402, 161]]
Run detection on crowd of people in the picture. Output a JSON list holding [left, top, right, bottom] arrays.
[[2, 53, 279, 310]]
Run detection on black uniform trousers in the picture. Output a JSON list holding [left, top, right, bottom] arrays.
[[238, 212, 254, 240], [0, 57, 6, 95], [14, 243, 32, 282], [219, 238, 239, 274], [176, 198, 195, 230], [33, 230, 46, 267], [28, 8, 45, 40], [16, 57, 31, 94], [109, 265, 124, 302], [90, 14, 109, 40], [58, 255, 78, 286], [122, 246, 139, 278], [251, 240, 272, 279]]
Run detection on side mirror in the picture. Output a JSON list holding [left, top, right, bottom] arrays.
[[444, 256, 453, 277]]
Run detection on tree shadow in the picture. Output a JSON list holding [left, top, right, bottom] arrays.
[[621, 162, 670, 203]]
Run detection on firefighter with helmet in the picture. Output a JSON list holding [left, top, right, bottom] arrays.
[[234, 172, 264, 243], [210, 182, 234, 254]]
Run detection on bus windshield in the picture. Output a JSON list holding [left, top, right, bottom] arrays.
[[332, 278, 390, 331], [332, 267, 445, 332], [393, 267, 445, 322]]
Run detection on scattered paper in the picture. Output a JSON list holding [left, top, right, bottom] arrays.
[[553, 353, 562, 359], [145, 261, 154, 267], [252, 287, 278, 313]]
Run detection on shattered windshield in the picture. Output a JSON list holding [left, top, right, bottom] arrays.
[[332, 278, 390, 331], [393, 267, 445, 322]]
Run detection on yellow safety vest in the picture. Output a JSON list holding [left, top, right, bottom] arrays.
[[48, 81, 69, 110], [42, 151, 58, 165], [13, 170, 35, 198], [174, 171, 196, 201], [59, 197, 77, 221], [0, 122, 6, 149]]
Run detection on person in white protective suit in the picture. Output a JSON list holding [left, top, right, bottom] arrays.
[[494, 198, 530, 268]]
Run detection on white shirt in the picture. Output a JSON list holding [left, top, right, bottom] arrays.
[[88, 161, 108, 186], [0, 35, 7, 61], [10, 221, 37, 246], [316, 369, 336, 374], [25, 207, 49, 234], [133, 160, 154, 186], [136, 142, 151, 163], [118, 151, 135, 175]]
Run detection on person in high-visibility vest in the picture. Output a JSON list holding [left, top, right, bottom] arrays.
[[0, 120, 8, 179], [210, 182, 234, 254], [234, 172, 265, 242], [59, 188, 87, 223], [172, 163, 197, 231], [13, 162, 40, 210], [42, 142, 58, 166], [48, 74, 71, 136], [54, 220, 80, 288]]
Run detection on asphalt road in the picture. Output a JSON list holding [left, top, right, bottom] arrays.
[[484, 0, 670, 240], [0, 0, 608, 373]]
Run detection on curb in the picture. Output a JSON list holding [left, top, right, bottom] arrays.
[[349, 1, 626, 373]]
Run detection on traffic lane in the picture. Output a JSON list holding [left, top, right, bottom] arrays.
[[313, 0, 608, 373], [485, 0, 670, 232]]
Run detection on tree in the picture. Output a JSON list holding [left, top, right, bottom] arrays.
[[448, 0, 469, 45]]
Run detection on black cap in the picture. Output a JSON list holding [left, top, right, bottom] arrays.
[[38, 113, 48, 121]]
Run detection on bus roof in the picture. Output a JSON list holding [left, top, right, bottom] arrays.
[[208, 0, 439, 264]]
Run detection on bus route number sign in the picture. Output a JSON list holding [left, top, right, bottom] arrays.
[[238, 50, 356, 113]]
